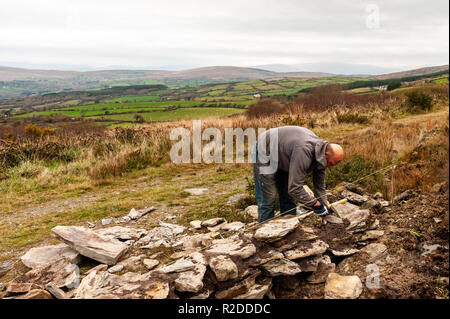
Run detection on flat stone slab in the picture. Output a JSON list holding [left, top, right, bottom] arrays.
[[21, 244, 81, 269], [254, 216, 300, 242], [234, 282, 272, 299], [201, 218, 226, 227], [360, 243, 388, 261], [138, 222, 186, 247], [143, 259, 160, 270], [297, 255, 331, 272], [215, 271, 261, 299], [342, 190, 368, 205], [358, 230, 385, 241], [74, 270, 169, 299], [0, 261, 14, 278], [206, 236, 256, 259], [95, 226, 147, 241], [8, 258, 78, 291], [330, 247, 359, 257], [331, 202, 370, 230], [249, 250, 284, 267], [160, 258, 196, 273], [51, 226, 128, 265], [284, 240, 329, 259], [260, 258, 302, 276], [324, 273, 363, 299], [221, 222, 245, 232]]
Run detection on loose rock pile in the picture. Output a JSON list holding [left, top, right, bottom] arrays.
[[0, 184, 393, 299]]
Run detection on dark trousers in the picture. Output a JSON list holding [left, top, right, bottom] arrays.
[[253, 163, 297, 223]]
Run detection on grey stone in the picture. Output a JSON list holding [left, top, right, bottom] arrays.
[[183, 188, 208, 195], [209, 256, 239, 282], [0, 261, 14, 278], [324, 215, 344, 224], [361, 243, 388, 261], [332, 202, 370, 230], [201, 218, 226, 227], [51, 226, 128, 265], [324, 273, 362, 299], [10, 258, 79, 289], [260, 258, 302, 276], [359, 230, 385, 241], [21, 244, 81, 269], [85, 264, 108, 275], [342, 190, 368, 205], [127, 206, 155, 220], [174, 252, 207, 293], [206, 236, 256, 259], [95, 226, 147, 241], [284, 240, 329, 259], [45, 283, 67, 299], [215, 271, 260, 299], [108, 265, 124, 273], [254, 215, 299, 242], [244, 205, 258, 220], [160, 258, 195, 273], [101, 218, 113, 226], [221, 221, 245, 232], [189, 220, 202, 229], [138, 222, 186, 247], [74, 270, 169, 299], [207, 222, 228, 232], [143, 259, 159, 270], [234, 283, 272, 299], [296, 255, 331, 272], [249, 250, 284, 267], [330, 248, 359, 257]]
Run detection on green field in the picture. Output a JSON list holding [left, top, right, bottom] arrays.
[[7, 76, 360, 125], [90, 107, 245, 122]]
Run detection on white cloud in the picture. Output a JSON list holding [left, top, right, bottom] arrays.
[[0, 0, 448, 70]]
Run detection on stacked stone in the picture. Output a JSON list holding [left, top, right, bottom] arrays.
[[0, 186, 391, 299]]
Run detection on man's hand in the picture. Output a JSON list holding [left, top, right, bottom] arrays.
[[313, 203, 329, 216]]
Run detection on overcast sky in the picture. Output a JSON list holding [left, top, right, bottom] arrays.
[[0, 0, 448, 71]]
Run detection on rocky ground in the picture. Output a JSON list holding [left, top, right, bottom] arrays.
[[0, 182, 448, 299]]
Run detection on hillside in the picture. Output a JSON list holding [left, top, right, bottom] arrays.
[[1, 64, 448, 99], [370, 65, 449, 80]]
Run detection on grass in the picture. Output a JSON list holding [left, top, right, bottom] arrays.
[[89, 107, 246, 122], [0, 80, 448, 272]]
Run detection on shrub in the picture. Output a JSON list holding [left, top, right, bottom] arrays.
[[336, 112, 371, 125], [245, 98, 285, 119], [405, 90, 433, 112], [324, 154, 383, 192], [387, 80, 401, 91]]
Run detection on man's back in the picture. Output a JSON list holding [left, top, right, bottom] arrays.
[[257, 126, 325, 173]]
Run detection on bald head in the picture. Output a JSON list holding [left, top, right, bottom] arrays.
[[325, 143, 344, 168]]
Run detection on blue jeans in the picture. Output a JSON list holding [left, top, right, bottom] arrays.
[[253, 144, 297, 223]]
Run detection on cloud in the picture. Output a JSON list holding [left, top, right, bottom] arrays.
[[0, 0, 448, 70]]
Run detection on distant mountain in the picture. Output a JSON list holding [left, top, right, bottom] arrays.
[[368, 65, 449, 80], [0, 64, 447, 98], [253, 62, 395, 75]]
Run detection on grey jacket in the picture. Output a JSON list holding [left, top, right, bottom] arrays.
[[256, 126, 328, 209]]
